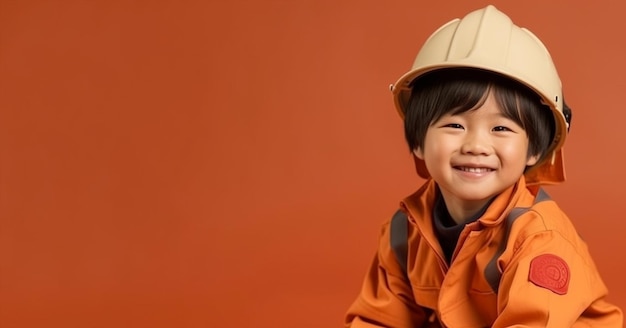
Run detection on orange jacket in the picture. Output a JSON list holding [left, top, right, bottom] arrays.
[[345, 177, 623, 327]]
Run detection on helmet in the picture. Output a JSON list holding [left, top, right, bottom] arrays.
[[389, 5, 570, 185]]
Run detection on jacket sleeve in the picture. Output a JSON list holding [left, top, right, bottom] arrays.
[[491, 226, 623, 327], [345, 223, 431, 328]]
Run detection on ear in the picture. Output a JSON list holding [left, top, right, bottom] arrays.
[[413, 148, 424, 160], [526, 153, 540, 166]]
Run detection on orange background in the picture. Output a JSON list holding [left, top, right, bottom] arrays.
[[1, 1, 625, 327]]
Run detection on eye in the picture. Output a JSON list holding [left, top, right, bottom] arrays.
[[493, 126, 513, 132], [443, 123, 464, 129]]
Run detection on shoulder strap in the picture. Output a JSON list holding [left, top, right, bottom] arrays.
[[390, 209, 409, 275]]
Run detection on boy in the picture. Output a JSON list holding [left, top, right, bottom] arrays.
[[345, 5, 623, 327]]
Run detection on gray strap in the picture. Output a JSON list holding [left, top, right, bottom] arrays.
[[483, 188, 552, 292], [483, 207, 529, 293], [390, 210, 409, 275]]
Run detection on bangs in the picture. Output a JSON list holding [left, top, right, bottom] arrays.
[[404, 68, 555, 160]]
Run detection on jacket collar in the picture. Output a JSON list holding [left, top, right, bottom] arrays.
[[401, 176, 536, 229]]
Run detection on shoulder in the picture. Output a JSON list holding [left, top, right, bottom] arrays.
[[497, 191, 606, 292], [514, 193, 578, 240], [506, 192, 595, 265]]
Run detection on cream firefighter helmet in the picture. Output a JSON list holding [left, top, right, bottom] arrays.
[[389, 5, 570, 185]]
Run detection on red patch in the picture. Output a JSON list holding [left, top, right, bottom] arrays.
[[528, 254, 570, 295]]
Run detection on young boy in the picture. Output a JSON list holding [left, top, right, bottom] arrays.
[[345, 5, 623, 327]]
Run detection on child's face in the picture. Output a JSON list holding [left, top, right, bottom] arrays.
[[414, 91, 539, 209]]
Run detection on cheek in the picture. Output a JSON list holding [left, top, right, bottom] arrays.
[[425, 133, 457, 153], [422, 136, 458, 167], [498, 138, 531, 164]]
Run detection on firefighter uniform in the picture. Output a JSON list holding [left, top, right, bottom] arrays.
[[345, 177, 622, 327]]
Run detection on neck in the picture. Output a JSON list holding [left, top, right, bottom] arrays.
[[438, 191, 493, 225]]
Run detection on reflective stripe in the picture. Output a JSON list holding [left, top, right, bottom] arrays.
[[484, 208, 529, 292], [483, 188, 551, 292], [390, 210, 409, 275]]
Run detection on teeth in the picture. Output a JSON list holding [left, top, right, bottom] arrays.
[[459, 167, 490, 173]]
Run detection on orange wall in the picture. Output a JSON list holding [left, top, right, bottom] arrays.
[[1, 1, 625, 327]]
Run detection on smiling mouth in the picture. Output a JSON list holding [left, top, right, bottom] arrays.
[[454, 166, 494, 173]]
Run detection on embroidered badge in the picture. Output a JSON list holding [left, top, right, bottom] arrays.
[[528, 254, 570, 295]]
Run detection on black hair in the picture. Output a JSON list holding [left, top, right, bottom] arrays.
[[404, 68, 555, 162]]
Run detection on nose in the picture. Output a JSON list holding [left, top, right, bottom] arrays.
[[460, 131, 491, 155]]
